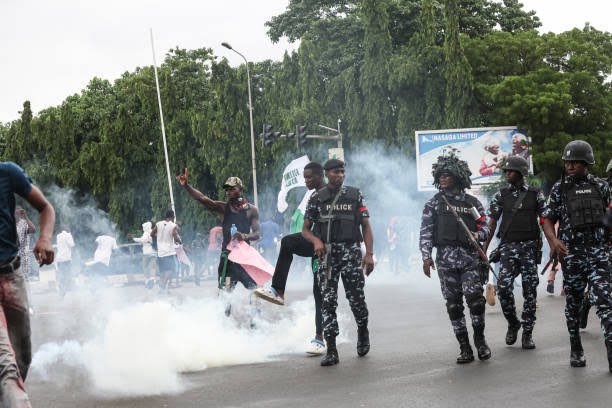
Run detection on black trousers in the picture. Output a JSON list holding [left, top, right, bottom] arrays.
[[217, 253, 257, 290], [272, 233, 323, 336]]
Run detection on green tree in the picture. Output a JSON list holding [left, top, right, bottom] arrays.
[[443, 0, 474, 128]]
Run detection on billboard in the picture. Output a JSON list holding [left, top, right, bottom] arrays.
[[415, 126, 531, 191]]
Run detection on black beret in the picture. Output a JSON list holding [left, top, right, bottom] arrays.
[[323, 159, 345, 171]]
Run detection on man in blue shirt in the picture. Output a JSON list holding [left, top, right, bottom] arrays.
[[0, 162, 55, 407]]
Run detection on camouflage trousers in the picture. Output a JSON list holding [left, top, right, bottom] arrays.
[[561, 244, 611, 342], [497, 241, 539, 332], [436, 247, 485, 336], [317, 242, 368, 339]]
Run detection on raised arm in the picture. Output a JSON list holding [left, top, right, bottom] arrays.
[[176, 168, 225, 214]]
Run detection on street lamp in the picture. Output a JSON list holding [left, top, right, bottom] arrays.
[[221, 42, 258, 208]]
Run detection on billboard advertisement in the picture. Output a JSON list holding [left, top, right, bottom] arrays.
[[415, 126, 531, 191]]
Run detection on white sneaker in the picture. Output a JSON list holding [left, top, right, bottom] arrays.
[[306, 339, 326, 355], [253, 286, 284, 305]]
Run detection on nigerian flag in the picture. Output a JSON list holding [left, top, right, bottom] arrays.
[[289, 189, 314, 233]]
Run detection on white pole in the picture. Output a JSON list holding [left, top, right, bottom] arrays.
[[150, 28, 176, 218], [221, 43, 258, 208]]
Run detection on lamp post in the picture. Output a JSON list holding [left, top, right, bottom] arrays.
[[221, 42, 258, 208]]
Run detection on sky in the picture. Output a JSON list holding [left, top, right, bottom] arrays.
[[1, 0, 610, 123]]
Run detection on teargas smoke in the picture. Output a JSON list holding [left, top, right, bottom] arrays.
[[31, 288, 350, 397], [343, 144, 437, 290]]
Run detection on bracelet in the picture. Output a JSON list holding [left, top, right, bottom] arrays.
[[366, 252, 374, 255]]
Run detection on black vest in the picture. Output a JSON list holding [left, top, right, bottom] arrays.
[[433, 192, 480, 247], [564, 181, 605, 230], [222, 203, 251, 249], [497, 187, 540, 242], [313, 185, 363, 243]]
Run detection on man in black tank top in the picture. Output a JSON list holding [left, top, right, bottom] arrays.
[[177, 169, 260, 294]]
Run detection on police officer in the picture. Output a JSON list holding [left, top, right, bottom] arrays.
[[302, 159, 374, 366], [420, 151, 491, 364], [483, 156, 546, 349], [542, 140, 611, 372]]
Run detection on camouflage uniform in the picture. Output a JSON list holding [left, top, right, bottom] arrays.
[[543, 175, 611, 343], [488, 184, 546, 333], [420, 191, 490, 337], [305, 188, 369, 340]]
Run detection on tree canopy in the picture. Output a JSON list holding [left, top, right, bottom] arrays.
[[2, 1, 610, 239]]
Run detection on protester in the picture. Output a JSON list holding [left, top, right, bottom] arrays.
[[177, 170, 262, 316], [0, 162, 55, 407], [15, 206, 35, 281], [130, 221, 157, 289], [254, 162, 327, 355], [55, 226, 75, 297], [151, 210, 181, 294]]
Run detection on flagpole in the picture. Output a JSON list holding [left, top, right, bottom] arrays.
[[150, 28, 176, 218]]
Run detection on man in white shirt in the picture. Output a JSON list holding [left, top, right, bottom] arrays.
[[131, 221, 157, 289], [151, 210, 181, 294], [55, 226, 75, 297], [93, 235, 117, 266]]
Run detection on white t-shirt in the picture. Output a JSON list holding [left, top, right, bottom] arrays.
[[56, 230, 75, 263], [133, 222, 155, 255], [93, 235, 118, 266], [155, 220, 177, 258]]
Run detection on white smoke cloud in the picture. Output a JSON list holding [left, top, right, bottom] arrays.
[[31, 288, 349, 397]]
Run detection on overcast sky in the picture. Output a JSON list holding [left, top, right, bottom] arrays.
[[1, 0, 610, 123]]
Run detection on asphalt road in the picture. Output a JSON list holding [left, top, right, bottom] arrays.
[[25, 274, 610, 408]]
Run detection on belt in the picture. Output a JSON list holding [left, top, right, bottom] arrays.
[[0, 256, 20, 274]]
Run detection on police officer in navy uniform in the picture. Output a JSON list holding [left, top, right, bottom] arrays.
[[302, 159, 375, 366], [542, 140, 611, 372], [484, 156, 547, 350], [420, 151, 491, 364]]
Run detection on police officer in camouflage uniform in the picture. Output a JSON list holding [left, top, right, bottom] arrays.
[[542, 140, 611, 372], [302, 159, 374, 366], [420, 152, 491, 364], [484, 156, 546, 350]]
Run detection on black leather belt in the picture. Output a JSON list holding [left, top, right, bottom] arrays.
[[0, 256, 20, 274]]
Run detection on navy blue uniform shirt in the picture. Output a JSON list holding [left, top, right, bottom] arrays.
[[0, 163, 33, 264]]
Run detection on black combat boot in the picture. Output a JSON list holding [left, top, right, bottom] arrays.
[[473, 325, 491, 361], [357, 326, 370, 357], [505, 318, 521, 345], [456, 333, 474, 364], [569, 336, 586, 367], [606, 339, 612, 373], [521, 330, 536, 350], [321, 337, 339, 366]]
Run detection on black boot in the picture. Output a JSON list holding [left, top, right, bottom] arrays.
[[456, 333, 474, 364], [606, 340, 612, 373], [357, 326, 370, 357], [570, 336, 586, 367], [505, 318, 521, 345], [521, 330, 536, 350], [321, 337, 339, 366], [473, 325, 492, 361]]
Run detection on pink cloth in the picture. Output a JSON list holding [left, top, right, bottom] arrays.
[[226, 241, 273, 286]]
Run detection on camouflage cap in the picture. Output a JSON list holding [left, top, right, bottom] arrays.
[[223, 176, 244, 189], [432, 148, 472, 190]]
